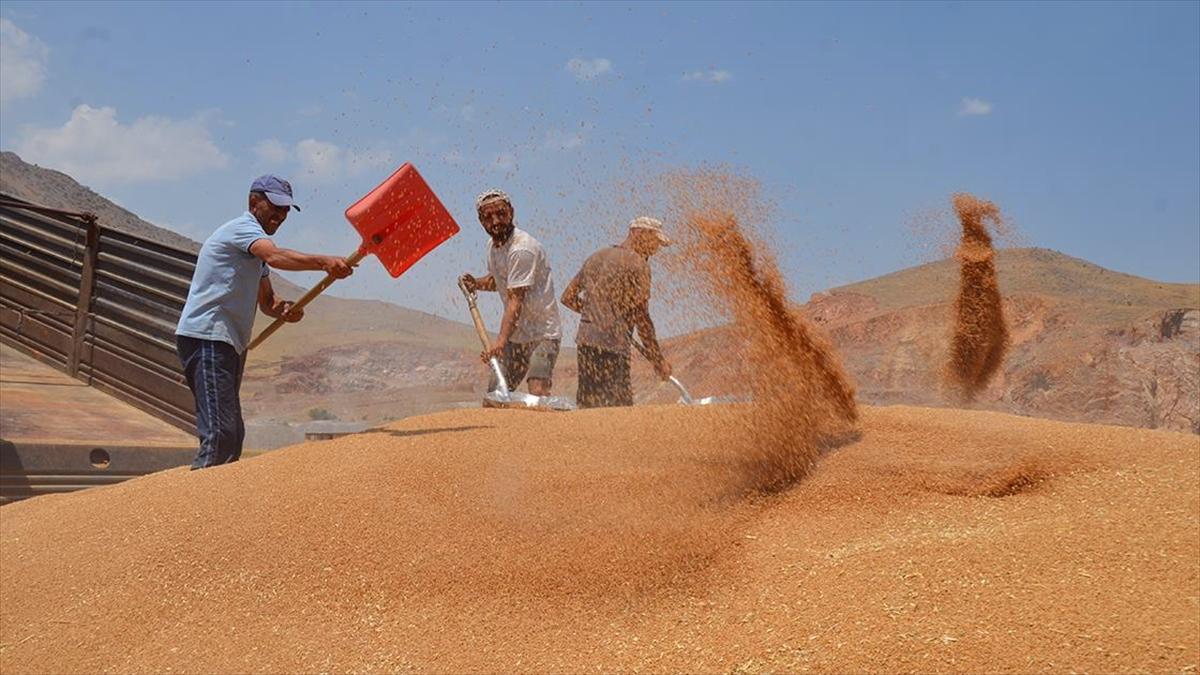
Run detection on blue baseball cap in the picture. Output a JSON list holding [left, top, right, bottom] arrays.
[[250, 174, 300, 211]]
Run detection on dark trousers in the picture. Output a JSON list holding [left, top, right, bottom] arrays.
[[576, 345, 633, 409], [177, 336, 246, 469]]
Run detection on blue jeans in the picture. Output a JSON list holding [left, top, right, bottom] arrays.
[[177, 336, 246, 469]]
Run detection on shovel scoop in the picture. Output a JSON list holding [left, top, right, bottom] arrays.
[[457, 278, 574, 412], [665, 375, 721, 406], [632, 338, 734, 405], [248, 163, 460, 350]]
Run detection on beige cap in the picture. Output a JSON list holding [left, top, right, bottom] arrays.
[[629, 216, 671, 245], [475, 189, 512, 210]]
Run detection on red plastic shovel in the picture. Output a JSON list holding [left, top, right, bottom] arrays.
[[247, 163, 460, 350]]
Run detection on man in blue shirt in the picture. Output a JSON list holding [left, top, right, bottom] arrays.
[[176, 175, 353, 469]]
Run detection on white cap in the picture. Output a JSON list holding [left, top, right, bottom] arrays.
[[475, 189, 511, 210], [629, 216, 671, 245]]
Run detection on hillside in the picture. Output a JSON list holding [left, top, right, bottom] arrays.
[[2, 404, 1196, 672], [646, 248, 1200, 434], [835, 247, 1197, 324], [1, 151, 200, 252]]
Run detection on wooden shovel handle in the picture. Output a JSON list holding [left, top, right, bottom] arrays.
[[247, 248, 367, 351], [467, 304, 492, 350], [457, 278, 493, 350]]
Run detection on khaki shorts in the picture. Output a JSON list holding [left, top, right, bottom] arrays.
[[489, 339, 560, 391]]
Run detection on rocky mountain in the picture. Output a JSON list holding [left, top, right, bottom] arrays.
[[644, 248, 1200, 434], [1, 151, 201, 252]]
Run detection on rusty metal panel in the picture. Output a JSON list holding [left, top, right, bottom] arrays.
[[99, 234, 196, 276], [0, 289, 74, 368], [0, 440, 194, 504], [0, 192, 198, 434], [88, 317, 180, 371], [82, 340, 194, 411], [95, 259, 191, 309], [0, 203, 86, 250], [101, 224, 198, 261], [68, 217, 99, 375], [0, 245, 81, 303], [91, 291, 178, 334], [0, 230, 83, 276], [82, 375, 197, 435]]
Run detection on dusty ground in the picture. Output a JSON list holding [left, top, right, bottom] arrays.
[[1, 404, 1197, 673]]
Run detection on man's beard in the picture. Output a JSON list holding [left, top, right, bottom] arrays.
[[490, 223, 515, 245]]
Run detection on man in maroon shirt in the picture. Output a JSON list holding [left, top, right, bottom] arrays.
[[561, 217, 673, 408]]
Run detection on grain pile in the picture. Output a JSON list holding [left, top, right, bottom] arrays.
[[2, 404, 1197, 672], [947, 192, 1010, 399]]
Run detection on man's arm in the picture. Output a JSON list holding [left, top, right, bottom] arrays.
[[484, 287, 526, 359], [460, 273, 496, 293], [257, 275, 304, 323], [633, 304, 671, 380], [560, 271, 583, 313], [249, 238, 353, 277]]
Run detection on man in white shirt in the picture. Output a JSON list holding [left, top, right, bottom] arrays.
[[459, 190, 563, 397]]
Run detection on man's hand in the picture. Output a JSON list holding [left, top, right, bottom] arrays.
[[272, 299, 304, 323], [322, 257, 354, 279], [480, 339, 505, 363], [460, 273, 478, 293], [654, 359, 673, 381]]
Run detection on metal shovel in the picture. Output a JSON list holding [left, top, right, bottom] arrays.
[[457, 278, 575, 412], [631, 338, 727, 405]]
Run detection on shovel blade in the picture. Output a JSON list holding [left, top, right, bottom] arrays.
[[483, 390, 576, 412], [344, 163, 460, 278], [676, 394, 744, 406]]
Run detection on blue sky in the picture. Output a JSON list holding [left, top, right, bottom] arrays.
[[2, 1, 1197, 334]]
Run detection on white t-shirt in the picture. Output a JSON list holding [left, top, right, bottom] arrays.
[[487, 227, 562, 343]]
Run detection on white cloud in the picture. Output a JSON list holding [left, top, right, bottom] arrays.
[[460, 104, 476, 122], [253, 138, 393, 181], [293, 138, 393, 182], [295, 139, 341, 177], [254, 138, 291, 164], [683, 69, 733, 84], [15, 104, 229, 186], [958, 97, 993, 116], [544, 128, 584, 151], [565, 57, 612, 81], [0, 18, 50, 106]]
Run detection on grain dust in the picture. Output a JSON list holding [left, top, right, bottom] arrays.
[[658, 168, 858, 490], [946, 192, 1009, 399]]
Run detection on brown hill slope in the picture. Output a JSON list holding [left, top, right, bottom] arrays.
[[647, 248, 1199, 433], [240, 296, 486, 425], [1, 151, 200, 252], [837, 246, 1196, 323], [1, 404, 1196, 672]]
